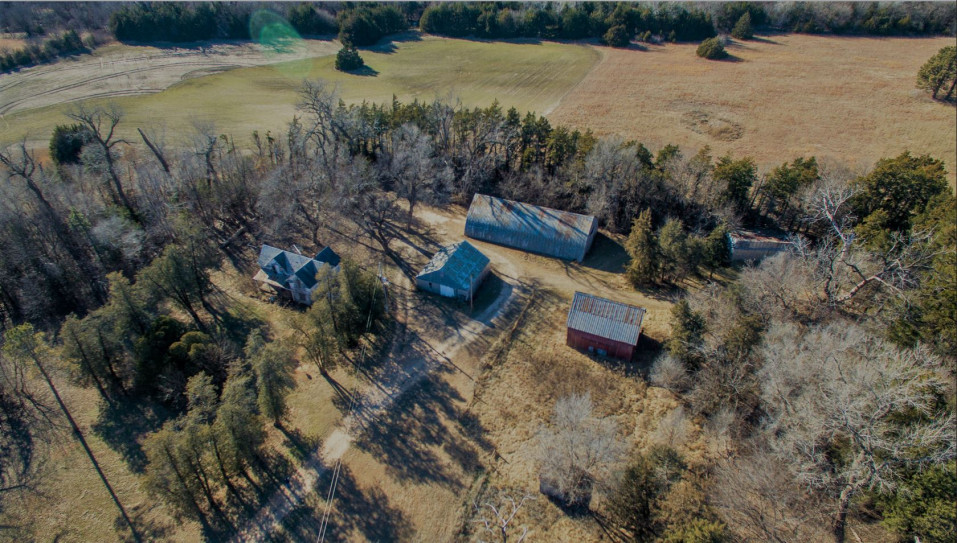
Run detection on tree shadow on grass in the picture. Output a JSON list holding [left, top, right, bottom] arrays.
[[352, 364, 489, 488], [116, 506, 176, 543], [316, 465, 414, 542], [342, 65, 379, 77], [580, 232, 628, 274], [92, 396, 173, 473], [215, 304, 267, 349], [632, 335, 664, 377], [277, 424, 321, 463]]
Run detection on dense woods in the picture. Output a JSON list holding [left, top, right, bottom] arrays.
[[418, 1, 955, 45]]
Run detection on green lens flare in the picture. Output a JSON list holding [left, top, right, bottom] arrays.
[[249, 10, 309, 80]]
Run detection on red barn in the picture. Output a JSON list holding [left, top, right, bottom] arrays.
[[566, 292, 645, 361]]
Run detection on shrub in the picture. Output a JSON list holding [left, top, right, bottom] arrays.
[[49, 124, 92, 166], [334, 46, 364, 72], [696, 37, 727, 59], [603, 24, 631, 48]]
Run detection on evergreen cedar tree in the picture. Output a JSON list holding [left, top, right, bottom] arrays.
[[696, 37, 728, 60], [916, 46, 957, 101], [335, 46, 364, 71], [731, 12, 754, 40], [49, 124, 91, 166], [0, 29, 87, 74]]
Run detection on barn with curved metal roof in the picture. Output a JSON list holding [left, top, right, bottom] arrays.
[[464, 194, 598, 262]]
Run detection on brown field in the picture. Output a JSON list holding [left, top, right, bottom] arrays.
[[0, 37, 26, 51], [549, 34, 957, 184]]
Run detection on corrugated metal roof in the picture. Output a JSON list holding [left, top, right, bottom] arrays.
[[566, 292, 645, 346], [416, 240, 490, 292], [465, 194, 597, 261]]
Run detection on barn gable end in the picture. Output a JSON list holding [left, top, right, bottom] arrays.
[[566, 292, 645, 360]]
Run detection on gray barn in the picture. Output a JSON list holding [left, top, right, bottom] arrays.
[[464, 194, 598, 262], [728, 230, 792, 262], [416, 241, 490, 300]]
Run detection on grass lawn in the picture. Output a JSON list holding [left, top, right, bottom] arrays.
[[1, 35, 599, 149]]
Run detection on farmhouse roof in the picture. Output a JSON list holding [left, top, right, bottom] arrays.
[[257, 244, 339, 289], [416, 241, 490, 292], [566, 292, 645, 346], [464, 194, 597, 261], [314, 246, 341, 267]]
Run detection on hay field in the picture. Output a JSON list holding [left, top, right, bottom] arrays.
[[0, 35, 599, 149], [549, 34, 957, 183]]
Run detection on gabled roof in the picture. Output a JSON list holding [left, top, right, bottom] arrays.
[[315, 246, 341, 267], [566, 292, 645, 346], [416, 241, 490, 292], [257, 244, 338, 290], [464, 194, 598, 261]]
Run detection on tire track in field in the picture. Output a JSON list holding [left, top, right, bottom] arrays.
[[0, 60, 248, 115]]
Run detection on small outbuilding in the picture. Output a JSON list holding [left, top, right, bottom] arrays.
[[727, 230, 792, 262], [566, 292, 645, 361], [253, 245, 340, 305], [465, 194, 598, 262], [416, 240, 491, 301]]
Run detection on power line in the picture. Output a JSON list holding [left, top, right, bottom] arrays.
[[317, 260, 384, 543]]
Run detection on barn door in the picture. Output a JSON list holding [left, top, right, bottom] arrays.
[[440, 285, 455, 297]]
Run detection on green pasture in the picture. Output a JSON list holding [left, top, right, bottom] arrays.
[[1, 35, 599, 149]]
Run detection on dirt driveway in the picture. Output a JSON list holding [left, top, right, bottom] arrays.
[[234, 202, 673, 541]]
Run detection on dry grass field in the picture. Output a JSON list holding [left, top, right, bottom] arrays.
[[549, 34, 957, 184]]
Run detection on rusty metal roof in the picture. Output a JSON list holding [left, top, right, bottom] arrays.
[[566, 292, 645, 346], [465, 194, 597, 261]]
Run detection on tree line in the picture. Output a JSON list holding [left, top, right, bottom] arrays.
[[418, 2, 955, 46], [106, 2, 410, 46], [0, 29, 90, 74]]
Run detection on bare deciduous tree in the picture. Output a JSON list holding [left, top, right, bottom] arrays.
[[538, 392, 624, 508], [713, 447, 829, 543], [650, 405, 690, 449], [67, 103, 136, 218], [382, 123, 446, 229], [649, 354, 690, 392], [472, 489, 534, 543], [799, 181, 938, 308], [758, 322, 955, 543]]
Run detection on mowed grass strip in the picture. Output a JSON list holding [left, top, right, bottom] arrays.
[[549, 34, 957, 184], [1, 35, 599, 148]]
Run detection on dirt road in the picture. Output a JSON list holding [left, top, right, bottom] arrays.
[[230, 262, 518, 543]]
